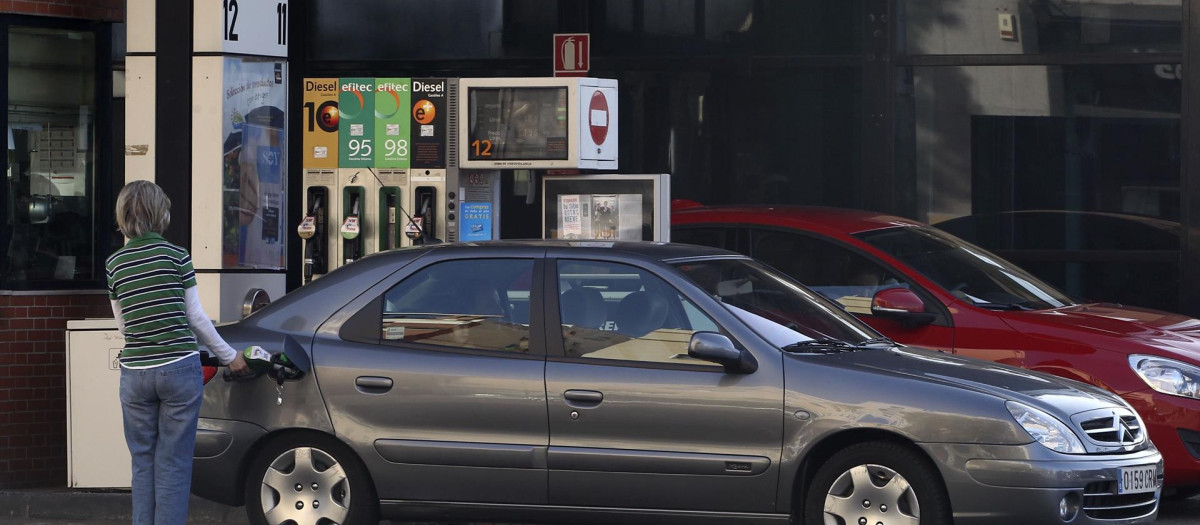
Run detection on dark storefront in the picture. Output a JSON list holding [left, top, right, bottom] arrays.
[[0, 0, 1198, 488], [298, 0, 1196, 315]]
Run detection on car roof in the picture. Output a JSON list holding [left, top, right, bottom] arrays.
[[672, 205, 922, 235], [371, 239, 740, 262]]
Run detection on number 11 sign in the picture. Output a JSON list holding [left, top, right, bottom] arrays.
[[197, 0, 289, 57]]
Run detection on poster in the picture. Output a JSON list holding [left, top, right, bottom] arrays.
[[374, 78, 411, 168], [460, 202, 493, 242], [555, 194, 642, 241], [559, 195, 583, 238], [222, 58, 287, 270]]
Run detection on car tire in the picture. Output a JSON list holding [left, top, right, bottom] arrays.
[[244, 431, 379, 525], [803, 441, 951, 525]]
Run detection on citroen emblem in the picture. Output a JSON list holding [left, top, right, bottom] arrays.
[[1117, 416, 1136, 445]]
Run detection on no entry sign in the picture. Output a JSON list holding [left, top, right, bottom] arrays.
[[588, 89, 609, 146]]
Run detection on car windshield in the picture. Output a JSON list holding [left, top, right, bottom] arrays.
[[671, 257, 882, 349], [855, 226, 1074, 311]]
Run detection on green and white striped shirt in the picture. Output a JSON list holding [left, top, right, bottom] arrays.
[[106, 233, 199, 368]]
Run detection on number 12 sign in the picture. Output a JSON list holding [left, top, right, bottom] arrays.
[[201, 0, 289, 57]]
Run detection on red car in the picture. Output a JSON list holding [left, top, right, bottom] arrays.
[[672, 202, 1200, 495]]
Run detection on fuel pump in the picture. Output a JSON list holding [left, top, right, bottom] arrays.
[[374, 168, 407, 251], [300, 169, 337, 282], [298, 186, 329, 283], [337, 168, 378, 265], [404, 170, 447, 246]]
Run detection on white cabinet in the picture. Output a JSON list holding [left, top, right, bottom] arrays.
[[66, 319, 130, 488]]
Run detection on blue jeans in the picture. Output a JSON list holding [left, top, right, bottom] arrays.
[[119, 354, 203, 525]]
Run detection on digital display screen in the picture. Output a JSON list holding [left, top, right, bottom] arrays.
[[467, 87, 568, 161]]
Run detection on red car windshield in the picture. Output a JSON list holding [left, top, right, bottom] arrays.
[[672, 258, 882, 347], [856, 226, 1074, 311]]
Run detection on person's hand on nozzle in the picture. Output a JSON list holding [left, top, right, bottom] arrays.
[[227, 353, 250, 376]]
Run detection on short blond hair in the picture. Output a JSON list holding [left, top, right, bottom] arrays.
[[115, 180, 171, 238]]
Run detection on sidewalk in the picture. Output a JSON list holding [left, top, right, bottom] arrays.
[[0, 490, 242, 524]]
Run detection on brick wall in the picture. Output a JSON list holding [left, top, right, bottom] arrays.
[[0, 293, 112, 488], [0, 0, 123, 22]]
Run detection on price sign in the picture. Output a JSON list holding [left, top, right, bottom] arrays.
[[198, 0, 289, 57], [374, 78, 411, 169], [302, 78, 338, 169], [410, 78, 447, 169], [339, 78, 375, 167]]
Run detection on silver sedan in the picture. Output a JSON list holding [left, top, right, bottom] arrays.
[[191, 241, 1162, 525]]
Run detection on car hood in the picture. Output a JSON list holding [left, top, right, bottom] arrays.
[[1000, 303, 1200, 364], [835, 346, 1127, 417]]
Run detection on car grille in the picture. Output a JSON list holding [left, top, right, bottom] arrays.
[[1082, 481, 1158, 520], [1079, 414, 1143, 447]]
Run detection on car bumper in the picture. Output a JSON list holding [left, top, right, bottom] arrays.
[[1122, 389, 1200, 489], [191, 417, 267, 506], [920, 442, 1163, 525]]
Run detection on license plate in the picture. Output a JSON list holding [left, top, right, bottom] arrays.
[[1118, 465, 1158, 495]]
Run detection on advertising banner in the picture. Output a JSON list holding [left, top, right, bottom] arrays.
[[459, 202, 493, 242], [410, 78, 447, 169], [339, 78, 374, 167], [302, 78, 338, 169], [222, 58, 287, 269], [374, 78, 411, 169]]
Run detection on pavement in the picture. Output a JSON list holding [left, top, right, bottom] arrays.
[[0, 488, 1197, 525]]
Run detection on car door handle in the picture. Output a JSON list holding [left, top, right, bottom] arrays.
[[563, 389, 604, 406], [355, 376, 393, 393]]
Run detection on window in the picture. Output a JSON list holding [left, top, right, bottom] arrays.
[[556, 259, 720, 368], [751, 229, 905, 316], [899, 64, 1180, 310], [902, 0, 1181, 55], [4, 25, 106, 288], [381, 259, 534, 354]]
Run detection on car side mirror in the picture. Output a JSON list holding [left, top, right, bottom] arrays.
[[688, 332, 758, 374], [871, 288, 937, 329]]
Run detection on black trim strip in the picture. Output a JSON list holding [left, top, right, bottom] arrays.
[[155, 0, 193, 250], [192, 51, 287, 59], [193, 269, 288, 274], [546, 446, 770, 476], [126, 51, 156, 57], [377, 500, 790, 525], [374, 440, 547, 469]]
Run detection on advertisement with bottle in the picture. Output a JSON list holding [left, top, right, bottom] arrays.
[[221, 58, 287, 269]]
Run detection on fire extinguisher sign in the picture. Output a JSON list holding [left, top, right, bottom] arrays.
[[554, 33, 590, 77]]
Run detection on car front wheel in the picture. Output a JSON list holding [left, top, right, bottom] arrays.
[[804, 441, 950, 525], [244, 432, 378, 525]]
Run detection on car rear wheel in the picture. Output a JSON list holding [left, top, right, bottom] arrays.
[[244, 432, 378, 525], [804, 441, 950, 525]]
